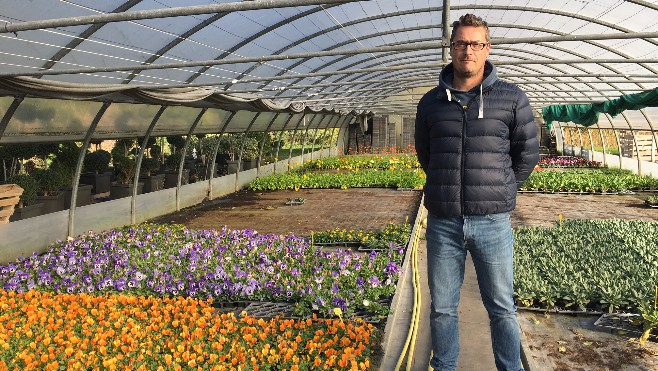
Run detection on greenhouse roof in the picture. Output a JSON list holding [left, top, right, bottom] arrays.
[[1, 0, 658, 131]]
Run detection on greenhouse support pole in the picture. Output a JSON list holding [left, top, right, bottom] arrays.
[[612, 126, 623, 169], [621, 112, 642, 175], [67, 102, 111, 237], [256, 113, 281, 177], [288, 114, 312, 170], [576, 127, 584, 156], [299, 114, 321, 167], [177, 109, 208, 211], [586, 128, 595, 161], [303, 115, 328, 163], [207, 111, 236, 200], [273, 114, 297, 174], [0, 96, 24, 140], [559, 126, 566, 155], [441, 0, 450, 64], [595, 124, 607, 167], [603, 114, 623, 170], [235, 113, 262, 192], [132, 106, 167, 225], [318, 115, 341, 156]]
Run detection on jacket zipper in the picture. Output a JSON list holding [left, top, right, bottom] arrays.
[[460, 105, 467, 216]]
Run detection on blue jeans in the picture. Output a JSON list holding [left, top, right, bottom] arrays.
[[426, 212, 522, 371]]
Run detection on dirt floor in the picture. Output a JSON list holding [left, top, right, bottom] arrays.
[[149, 189, 658, 370], [149, 188, 422, 236]]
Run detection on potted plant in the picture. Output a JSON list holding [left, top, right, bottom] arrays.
[[110, 139, 141, 199], [139, 157, 164, 193], [33, 167, 67, 214], [163, 151, 189, 189], [52, 142, 93, 207], [241, 135, 260, 170], [217, 135, 241, 174], [110, 154, 143, 199], [80, 149, 112, 194], [6, 173, 43, 221]]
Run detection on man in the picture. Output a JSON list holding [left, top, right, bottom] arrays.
[[414, 14, 538, 371]]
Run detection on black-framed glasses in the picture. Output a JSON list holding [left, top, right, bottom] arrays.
[[451, 41, 489, 51]]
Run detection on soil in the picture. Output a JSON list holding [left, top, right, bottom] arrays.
[[149, 189, 658, 370], [149, 188, 422, 236]]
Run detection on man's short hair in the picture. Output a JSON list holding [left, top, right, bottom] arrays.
[[450, 14, 490, 42]]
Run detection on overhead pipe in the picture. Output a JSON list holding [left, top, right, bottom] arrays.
[[0, 0, 359, 33]]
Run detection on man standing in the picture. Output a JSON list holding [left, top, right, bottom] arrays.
[[415, 14, 538, 371]]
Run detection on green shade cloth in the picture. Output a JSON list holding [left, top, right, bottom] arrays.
[[542, 88, 658, 129]]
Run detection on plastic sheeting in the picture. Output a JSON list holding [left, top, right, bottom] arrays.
[[0, 76, 363, 115], [542, 88, 658, 129]]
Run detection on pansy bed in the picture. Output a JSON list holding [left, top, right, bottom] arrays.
[[0, 223, 406, 370]]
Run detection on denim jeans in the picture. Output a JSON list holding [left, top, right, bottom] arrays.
[[426, 212, 522, 371]]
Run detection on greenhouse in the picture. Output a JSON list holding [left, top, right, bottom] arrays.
[[1, 0, 658, 370]]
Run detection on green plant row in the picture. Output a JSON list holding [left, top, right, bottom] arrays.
[[513, 219, 658, 313], [301, 154, 419, 171], [520, 168, 658, 192], [248, 169, 425, 191], [312, 222, 412, 249]]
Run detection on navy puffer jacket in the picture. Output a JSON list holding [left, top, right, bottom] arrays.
[[415, 62, 539, 218]]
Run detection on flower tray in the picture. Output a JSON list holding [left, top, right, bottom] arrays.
[[594, 313, 657, 340], [213, 300, 384, 323], [645, 201, 658, 208], [285, 198, 305, 206]]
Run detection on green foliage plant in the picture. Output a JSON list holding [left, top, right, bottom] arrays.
[[248, 169, 425, 191], [513, 219, 658, 314], [32, 168, 66, 196], [646, 194, 658, 205], [637, 287, 658, 345], [6, 173, 39, 207], [83, 150, 111, 174], [140, 157, 160, 176]]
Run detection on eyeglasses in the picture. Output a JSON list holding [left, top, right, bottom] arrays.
[[451, 41, 489, 51]]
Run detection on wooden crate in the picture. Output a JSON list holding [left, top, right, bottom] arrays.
[[0, 184, 23, 224], [620, 132, 658, 161]]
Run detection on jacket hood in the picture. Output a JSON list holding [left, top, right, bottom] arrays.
[[438, 60, 498, 119]]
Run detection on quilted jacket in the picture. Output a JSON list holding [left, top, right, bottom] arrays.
[[414, 61, 539, 217]]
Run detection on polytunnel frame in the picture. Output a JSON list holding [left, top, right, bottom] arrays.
[[4, 3, 658, 112], [1, 1, 658, 240]]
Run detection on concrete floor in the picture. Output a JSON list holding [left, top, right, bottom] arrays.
[[380, 233, 498, 371]]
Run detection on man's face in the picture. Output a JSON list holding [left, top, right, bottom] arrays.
[[449, 25, 490, 79]]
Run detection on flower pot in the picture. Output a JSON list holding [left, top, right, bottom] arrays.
[[139, 174, 165, 193], [226, 160, 241, 174], [79, 172, 112, 194], [242, 159, 258, 170], [35, 192, 65, 214], [61, 184, 93, 207], [163, 169, 189, 189], [9, 202, 43, 222], [110, 182, 144, 199]]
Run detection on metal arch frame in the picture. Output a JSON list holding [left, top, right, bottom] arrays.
[[39, 0, 145, 71], [221, 4, 649, 92], [3, 3, 657, 112], [290, 33, 652, 99], [184, 5, 340, 84], [123, 12, 230, 84], [230, 5, 658, 97], [293, 46, 612, 109]]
